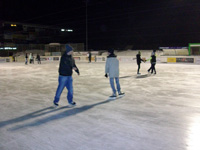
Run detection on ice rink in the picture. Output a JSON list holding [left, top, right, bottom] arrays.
[[0, 61, 200, 150]]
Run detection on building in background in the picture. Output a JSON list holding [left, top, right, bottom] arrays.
[[0, 21, 84, 56]]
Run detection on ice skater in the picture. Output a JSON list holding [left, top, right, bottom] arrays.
[[36, 54, 41, 64], [147, 50, 156, 74], [88, 51, 92, 63], [136, 51, 145, 75], [25, 53, 28, 65], [53, 45, 80, 107], [29, 53, 33, 64], [105, 48, 124, 99]]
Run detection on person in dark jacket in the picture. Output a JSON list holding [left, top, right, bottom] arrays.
[[147, 50, 156, 74], [36, 54, 41, 64], [136, 51, 145, 75], [53, 45, 80, 107]]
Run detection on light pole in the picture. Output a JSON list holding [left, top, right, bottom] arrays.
[[85, 0, 88, 52]]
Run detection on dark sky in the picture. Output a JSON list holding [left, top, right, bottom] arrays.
[[2, 0, 200, 49]]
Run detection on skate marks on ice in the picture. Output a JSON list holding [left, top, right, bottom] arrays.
[[1, 100, 111, 131]]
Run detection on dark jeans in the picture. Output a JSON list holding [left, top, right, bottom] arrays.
[[148, 63, 156, 74], [137, 63, 140, 74]]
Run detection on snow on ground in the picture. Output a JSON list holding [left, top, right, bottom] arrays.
[[0, 61, 200, 150]]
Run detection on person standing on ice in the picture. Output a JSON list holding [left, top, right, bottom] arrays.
[[136, 51, 145, 75], [36, 54, 41, 64], [53, 45, 80, 107], [29, 53, 33, 64], [147, 50, 156, 74], [25, 53, 28, 65], [105, 48, 124, 99], [88, 51, 92, 63]]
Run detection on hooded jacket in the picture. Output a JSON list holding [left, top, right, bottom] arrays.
[[59, 53, 79, 76], [105, 54, 119, 78]]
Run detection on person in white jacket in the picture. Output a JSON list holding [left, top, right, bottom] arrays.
[[105, 49, 124, 98]]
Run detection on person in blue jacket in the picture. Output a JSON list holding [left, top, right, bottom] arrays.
[[53, 45, 80, 107]]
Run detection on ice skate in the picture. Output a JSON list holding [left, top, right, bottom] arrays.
[[118, 92, 125, 97], [53, 102, 59, 107], [108, 94, 117, 100], [68, 101, 76, 107]]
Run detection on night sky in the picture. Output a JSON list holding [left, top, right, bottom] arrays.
[[2, 0, 200, 50]]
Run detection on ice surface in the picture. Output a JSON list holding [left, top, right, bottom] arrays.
[[0, 61, 200, 150]]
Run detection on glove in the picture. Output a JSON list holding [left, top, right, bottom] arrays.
[[105, 74, 108, 78]]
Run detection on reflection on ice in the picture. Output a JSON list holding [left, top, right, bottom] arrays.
[[0, 62, 200, 150], [187, 115, 200, 150]]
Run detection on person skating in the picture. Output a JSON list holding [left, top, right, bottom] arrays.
[[36, 54, 41, 64], [88, 51, 92, 63], [25, 53, 28, 65], [147, 50, 156, 74], [53, 45, 80, 107], [29, 53, 33, 64], [136, 51, 145, 75], [105, 48, 124, 99]]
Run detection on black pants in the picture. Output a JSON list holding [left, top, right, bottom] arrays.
[[148, 63, 156, 74], [137, 63, 140, 74]]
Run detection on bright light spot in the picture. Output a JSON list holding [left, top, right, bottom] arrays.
[[0, 47, 17, 50], [67, 29, 73, 32], [11, 24, 17, 27], [61, 29, 65, 31], [187, 115, 200, 150]]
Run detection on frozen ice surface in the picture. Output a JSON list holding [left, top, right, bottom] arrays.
[[0, 61, 200, 150]]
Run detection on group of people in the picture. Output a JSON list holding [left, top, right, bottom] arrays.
[[53, 45, 156, 107], [136, 50, 157, 75], [53, 45, 125, 107], [25, 53, 41, 65]]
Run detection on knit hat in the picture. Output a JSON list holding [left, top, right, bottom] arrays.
[[66, 44, 73, 53], [108, 48, 114, 54]]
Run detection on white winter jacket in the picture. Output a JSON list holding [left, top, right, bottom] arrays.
[[105, 57, 119, 78]]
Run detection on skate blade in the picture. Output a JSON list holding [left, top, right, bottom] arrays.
[[118, 94, 125, 98], [108, 97, 117, 100]]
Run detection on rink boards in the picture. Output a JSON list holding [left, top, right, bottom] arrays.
[[1, 56, 200, 64]]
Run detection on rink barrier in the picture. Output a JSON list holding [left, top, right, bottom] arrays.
[[0, 57, 12, 63], [1, 56, 200, 64], [73, 56, 200, 64]]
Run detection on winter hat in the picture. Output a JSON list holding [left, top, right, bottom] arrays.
[[108, 48, 114, 54], [66, 44, 73, 53]]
